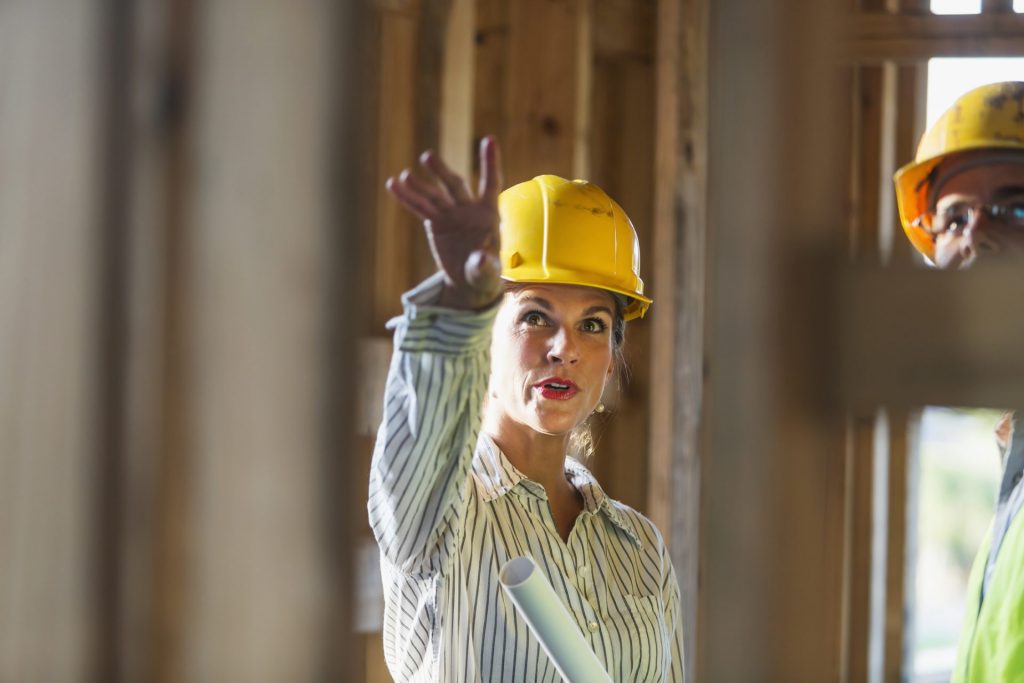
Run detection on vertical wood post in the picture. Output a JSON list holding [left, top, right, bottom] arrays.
[[0, 4, 103, 679], [505, 0, 592, 183], [651, 0, 709, 679]]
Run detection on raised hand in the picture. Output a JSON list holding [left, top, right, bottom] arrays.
[[385, 136, 504, 310]]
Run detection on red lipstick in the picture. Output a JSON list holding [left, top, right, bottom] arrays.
[[534, 377, 579, 400]]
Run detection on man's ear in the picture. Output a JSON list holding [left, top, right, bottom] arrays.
[[996, 412, 1015, 450]]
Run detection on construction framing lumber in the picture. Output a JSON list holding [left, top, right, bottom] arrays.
[[845, 12, 1024, 62]]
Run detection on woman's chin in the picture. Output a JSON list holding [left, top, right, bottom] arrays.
[[527, 411, 586, 436]]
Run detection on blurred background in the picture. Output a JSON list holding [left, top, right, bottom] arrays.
[[1, 0, 1022, 681]]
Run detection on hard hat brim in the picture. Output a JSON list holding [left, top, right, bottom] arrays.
[[893, 156, 939, 261], [500, 272, 652, 321], [894, 142, 1024, 262]]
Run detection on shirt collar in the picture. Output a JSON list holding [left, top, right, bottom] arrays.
[[471, 435, 526, 501], [472, 434, 643, 548]]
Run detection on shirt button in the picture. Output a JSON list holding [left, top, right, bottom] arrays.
[[579, 565, 591, 578], [587, 621, 599, 633]]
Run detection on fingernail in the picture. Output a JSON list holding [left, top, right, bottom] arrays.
[[399, 169, 411, 181]]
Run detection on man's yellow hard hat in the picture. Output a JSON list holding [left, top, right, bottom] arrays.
[[893, 81, 1024, 261], [498, 175, 652, 320]]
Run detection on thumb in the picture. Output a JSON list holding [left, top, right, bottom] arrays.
[[464, 249, 502, 296]]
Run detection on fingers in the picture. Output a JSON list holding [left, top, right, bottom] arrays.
[[385, 173, 439, 222], [477, 136, 503, 204], [420, 150, 473, 204], [399, 168, 453, 208], [387, 138, 504, 223]]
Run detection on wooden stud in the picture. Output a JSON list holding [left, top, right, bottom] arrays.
[[332, 1, 376, 680], [844, 415, 877, 683], [0, 3, 103, 679], [472, 0, 509, 160], [573, 0, 593, 179], [359, 3, 461, 680], [594, 0, 656, 60], [149, 3, 198, 681], [363, 634, 391, 683], [981, 0, 1016, 14], [650, 0, 708, 679], [371, 10, 420, 331], [852, 65, 886, 263], [505, 0, 591, 183], [884, 409, 912, 682], [179, 3, 337, 678], [589, 55, 655, 513], [891, 63, 927, 266], [701, 0, 848, 678], [439, 0, 477, 179], [411, 0, 457, 284], [898, 0, 932, 14], [648, 0, 680, 545]]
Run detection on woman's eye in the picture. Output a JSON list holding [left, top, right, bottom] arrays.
[[581, 318, 607, 334]]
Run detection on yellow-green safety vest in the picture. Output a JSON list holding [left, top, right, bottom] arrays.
[[952, 517, 1024, 681]]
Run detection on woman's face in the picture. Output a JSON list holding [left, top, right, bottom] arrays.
[[488, 283, 617, 438]]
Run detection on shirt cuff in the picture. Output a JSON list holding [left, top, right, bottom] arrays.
[[386, 271, 500, 353]]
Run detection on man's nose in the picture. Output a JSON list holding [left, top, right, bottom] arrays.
[[960, 210, 1001, 263]]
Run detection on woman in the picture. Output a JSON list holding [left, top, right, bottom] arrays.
[[368, 136, 684, 682]]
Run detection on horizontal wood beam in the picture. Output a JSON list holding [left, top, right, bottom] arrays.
[[372, 0, 420, 12], [844, 12, 1024, 62], [838, 263, 1024, 409]]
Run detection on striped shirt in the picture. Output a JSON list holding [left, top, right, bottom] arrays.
[[368, 273, 685, 683]]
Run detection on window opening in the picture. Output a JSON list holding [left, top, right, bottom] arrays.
[[930, 0, 980, 14], [910, 407, 1003, 681]]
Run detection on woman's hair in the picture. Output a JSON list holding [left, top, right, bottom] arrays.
[[570, 291, 628, 464]]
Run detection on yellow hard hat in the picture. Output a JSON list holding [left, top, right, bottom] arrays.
[[893, 81, 1024, 260], [498, 175, 652, 320]]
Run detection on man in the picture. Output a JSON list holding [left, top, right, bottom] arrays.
[[893, 81, 1024, 681]]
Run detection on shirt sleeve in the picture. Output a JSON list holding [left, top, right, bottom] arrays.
[[367, 272, 499, 576]]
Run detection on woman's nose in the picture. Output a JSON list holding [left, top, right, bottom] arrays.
[[547, 327, 579, 365]]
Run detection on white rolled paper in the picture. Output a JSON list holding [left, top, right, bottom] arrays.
[[499, 556, 613, 683]]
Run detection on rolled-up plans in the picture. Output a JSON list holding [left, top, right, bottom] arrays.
[[499, 556, 613, 683]]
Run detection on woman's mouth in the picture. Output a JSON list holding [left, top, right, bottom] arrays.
[[534, 377, 579, 400]]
